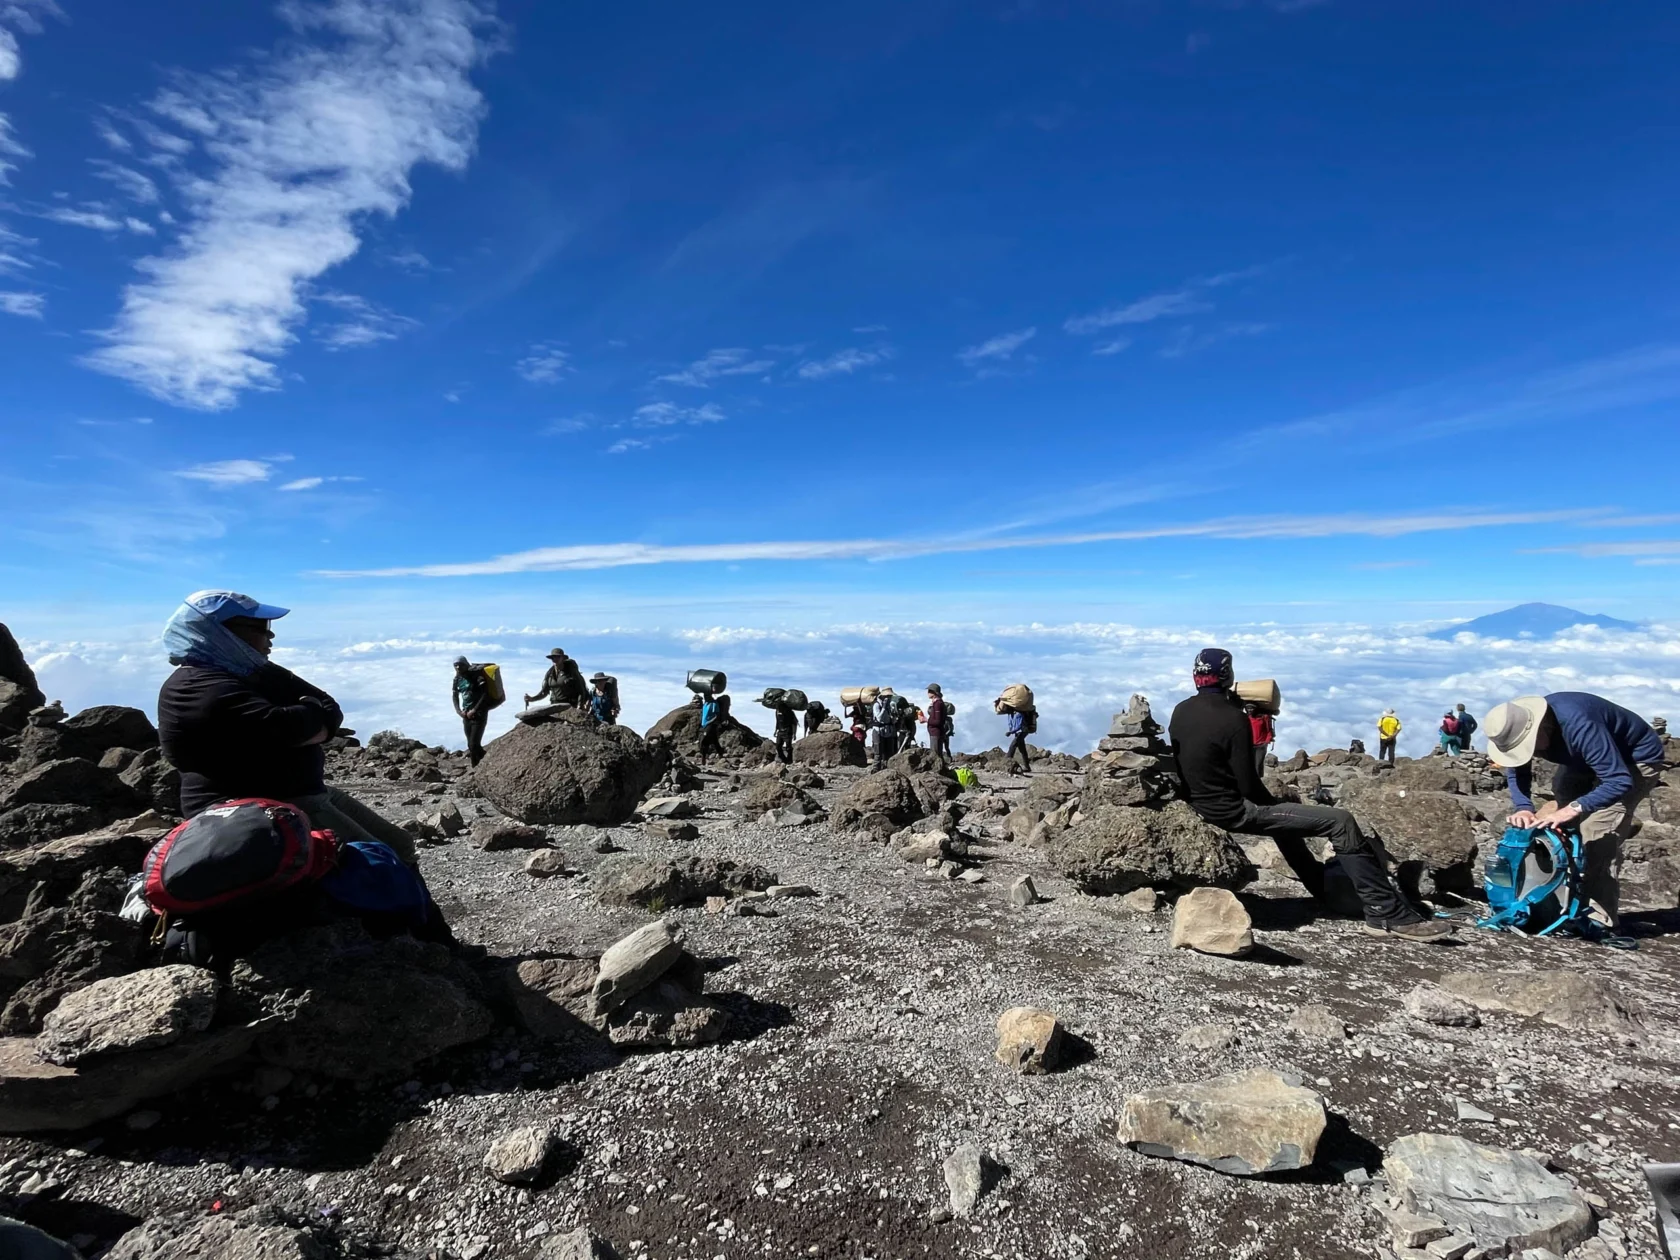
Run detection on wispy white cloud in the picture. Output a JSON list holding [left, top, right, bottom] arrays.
[[796, 346, 892, 379], [1530, 540, 1680, 560], [656, 347, 775, 387], [957, 326, 1036, 369], [632, 401, 725, 427], [175, 458, 281, 487], [0, 2, 61, 180], [279, 474, 361, 491], [385, 247, 432, 271], [1159, 321, 1271, 358], [1093, 336, 1130, 357], [1064, 264, 1274, 347], [852, 324, 888, 334], [317, 506, 1595, 579], [83, 0, 496, 410], [543, 414, 592, 435], [314, 291, 416, 350], [87, 159, 160, 204], [40, 206, 125, 231], [516, 341, 570, 383], [0, 288, 41, 317]]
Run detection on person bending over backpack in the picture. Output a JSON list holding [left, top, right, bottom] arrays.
[[1168, 648, 1450, 943], [156, 591, 419, 866], [1484, 692, 1665, 930]]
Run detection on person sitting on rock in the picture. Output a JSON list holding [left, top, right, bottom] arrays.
[[525, 648, 589, 709], [1167, 648, 1450, 943], [156, 591, 418, 866], [924, 684, 951, 767], [773, 701, 797, 765], [1484, 692, 1666, 930]]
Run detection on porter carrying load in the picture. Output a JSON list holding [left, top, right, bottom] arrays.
[[994, 683, 1034, 714], [687, 669, 727, 697], [1234, 679, 1282, 715]]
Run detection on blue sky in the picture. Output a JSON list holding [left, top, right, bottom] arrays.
[[3, 0, 1679, 747]]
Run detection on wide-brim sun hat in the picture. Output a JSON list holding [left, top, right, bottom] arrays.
[[1483, 696, 1548, 768]]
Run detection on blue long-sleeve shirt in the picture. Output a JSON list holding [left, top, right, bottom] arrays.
[[1507, 691, 1665, 816], [1006, 710, 1025, 736]]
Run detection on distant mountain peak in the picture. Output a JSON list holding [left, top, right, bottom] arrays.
[[1428, 602, 1640, 641]]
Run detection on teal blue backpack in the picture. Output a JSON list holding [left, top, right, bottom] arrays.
[[1477, 824, 1587, 936]]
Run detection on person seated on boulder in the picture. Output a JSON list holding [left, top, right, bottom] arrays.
[[157, 591, 419, 866], [1168, 648, 1450, 943], [1484, 692, 1666, 929], [525, 648, 589, 709]]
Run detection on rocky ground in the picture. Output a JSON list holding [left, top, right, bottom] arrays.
[[1, 637, 1679, 1260]]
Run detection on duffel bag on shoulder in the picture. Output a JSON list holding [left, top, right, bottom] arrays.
[[143, 798, 340, 915]]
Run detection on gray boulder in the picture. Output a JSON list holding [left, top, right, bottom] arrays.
[[1117, 1068, 1327, 1175], [645, 701, 764, 758], [1435, 970, 1638, 1034], [116, 748, 181, 816], [793, 729, 866, 767], [1340, 779, 1477, 889], [230, 921, 492, 1079], [832, 769, 950, 839], [59, 706, 158, 754], [476, 710, 663, 826], [0, 758, 144, 818], [105, 1205, 382, 1259], [540, 1229, 622, 1260], [1384, 1133, 1594, 1257], [1049, 802, 1256, 896], [37, 965, 218, 1065], [591, 853, 776, 909], [0, 625, 44, 735], [0, 894, 147, 1035]]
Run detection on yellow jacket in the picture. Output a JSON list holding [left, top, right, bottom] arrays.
[[1377, 715, 1401, 739]]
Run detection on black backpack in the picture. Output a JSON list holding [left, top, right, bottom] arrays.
[[1023, 709, 1038, 736]]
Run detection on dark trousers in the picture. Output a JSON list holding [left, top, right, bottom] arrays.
[[775, 728, 794, 763], [697, 725, 722, 761], [1252, 745, 1269, 778], [1378, 737, 1396, 765], [1006, 732, 1031, 772], [1237, 800, 1412, 924], [930, 730, 951, 765], [873, 728, 898, 768], [462, 714, 487, 766]]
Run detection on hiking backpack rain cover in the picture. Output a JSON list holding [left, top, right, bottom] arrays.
[[143, 798, 340, 914]]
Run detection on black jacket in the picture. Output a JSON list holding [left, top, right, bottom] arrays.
[[1168, 688, 1276, 829], [159, 663, 343, 816]]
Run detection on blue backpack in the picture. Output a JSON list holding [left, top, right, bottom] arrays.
[[1477, 825, 1587, 936], [320, 840, 433, 930]]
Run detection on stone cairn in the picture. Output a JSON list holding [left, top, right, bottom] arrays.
[[1081, 695, 1181, 811]]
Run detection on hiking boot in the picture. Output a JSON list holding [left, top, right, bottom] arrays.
[[1362, 916, 1454, 943]]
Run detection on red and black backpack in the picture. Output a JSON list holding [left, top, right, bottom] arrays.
[[142, 798, 340, 915]]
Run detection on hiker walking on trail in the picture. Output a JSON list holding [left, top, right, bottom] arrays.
[[773, 700, 797, 765], [156, 591, 419, 865], [1453, 703, 1478, 752], [925, 685, 951, 767], [1005, 707, 1032, 774], [1376, 710, 1401, 765], [526, 648, 589, 709], [1485, 692, 1665, 930], [1438, 711, 1463, 757], [452, 656, 492, 766], [697, 691, 728, 765], [1168, 648, 1450, 943]]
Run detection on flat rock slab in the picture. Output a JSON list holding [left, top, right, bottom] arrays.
[[1170, 887, 1255, 957], [37, 964, 219, 1065], [592, 919, 683, 1015], [1403, 982, 1481, 1028], [1385, 1132, 1594, 1256], [1436, 971, 1637, 1034], [539, 1227, 623, 1259], [1117, 1068, 1327, 1175]]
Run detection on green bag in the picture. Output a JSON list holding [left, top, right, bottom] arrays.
[[954, 767, 979, 790]]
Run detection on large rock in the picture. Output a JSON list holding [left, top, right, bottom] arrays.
[[646, 701, 764, 758], [0, 894, 147, 1035], [116, 748, 181, 816], [230, 921, 492, 1079], [540, 1229, 622, 1260], [476, 710, 663, 826], [1384, 1133, 1594, 1256], [793, 729, 866, 767], [592, 919, 683, 1014], [1402, 982, 1480, 1028], [0, 813, 166, 922], [738, 776, 821, 818], [37, 965, 218, 1065], [1048, 803, 1256, 896], [0, 625, 43, 735], [832, 768, 955, 839], [1116, 1068, 1327, 1175], [603, 956, 729, 1049], [592, 853, 776, 909], [0, 1022, 262, 1133], [106, 1205, 361, 1260], [1435, 970, 1637, 1034], [59, 706, 158, 754], [0, 803, 105, 848], [1169, 887, 1254, 957], [0, 758, 144, 816], [1340, 780, 1477, 887], [502, 956, 603, 1045]]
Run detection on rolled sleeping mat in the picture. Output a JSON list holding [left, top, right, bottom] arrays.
[[840, 686, 881, 707], [687, 668, 727, 696]]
